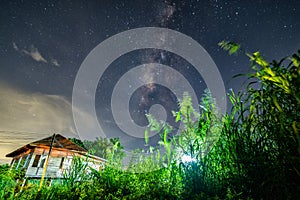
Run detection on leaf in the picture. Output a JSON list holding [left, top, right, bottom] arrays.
[[250, 52, 269, 67], [218, 41, 241, 55], [163, 129, 168, 145], [176, 111, 181, 122], [291, 54, 300, 67], [156, 150, 161, 160], [264, 67, 276, 77], [272, 95, 283, 112], [232, 73, 246, 79], [292, 121, 299, 136], [229, 43, 240, 55], [144, 128, 149, 145]]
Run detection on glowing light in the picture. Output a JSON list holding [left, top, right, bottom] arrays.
[[181, 155, 196, 163]]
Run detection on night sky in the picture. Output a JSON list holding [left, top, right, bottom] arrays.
[[0, 0, 299, 163]]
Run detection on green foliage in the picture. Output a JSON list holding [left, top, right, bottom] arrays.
[[0, 167, 17, 199], [62, 156, 90, 187], [83, 137, 125, 162], [0, 165, 27, 200], [220, 43, 300, 199], [143, 90, 225, 198], [218, 41, 241, 55], [69, 138, 86, 149], [1, 47, 299, 199]]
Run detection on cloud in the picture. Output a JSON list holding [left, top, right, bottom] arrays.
[[22, 46, 48, 63], [12, 43, 60, 66], [0, 82, 93, 164], [50, 58, 60, 66]]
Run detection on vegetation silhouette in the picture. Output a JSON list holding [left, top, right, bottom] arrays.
[[1, 44, 299, 199]]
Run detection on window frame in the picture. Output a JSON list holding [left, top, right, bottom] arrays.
[[32, 155, 41, 167]]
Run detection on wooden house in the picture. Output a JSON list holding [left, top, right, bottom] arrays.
[[6, 134, 106, 180]]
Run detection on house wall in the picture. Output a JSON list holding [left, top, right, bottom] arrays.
[[10, 150, 32, 170], [10, 146, 106, 179], [25, 147, 74, 178]]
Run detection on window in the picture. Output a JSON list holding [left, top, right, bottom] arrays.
[[59, 157, 64, 169], [32, 155, 41, 167], [39, 158, 46, 168], [23, 154, 31, 168]]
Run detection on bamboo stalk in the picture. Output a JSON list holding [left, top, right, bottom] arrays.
[[39, 133, 56, 191]]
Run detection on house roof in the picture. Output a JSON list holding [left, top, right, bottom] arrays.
[[6, 134, 88, 157]]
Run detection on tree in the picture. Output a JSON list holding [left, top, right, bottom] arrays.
[[83, 137, 125, 161]]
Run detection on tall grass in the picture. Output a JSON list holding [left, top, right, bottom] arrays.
[[0, 47, 299, 199], [219, 42, 300, 199]]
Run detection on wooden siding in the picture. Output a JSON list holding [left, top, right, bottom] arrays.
[[23, 148, 104, 178], [7, 134, 106, 179], [25, 148, 74, 178]]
